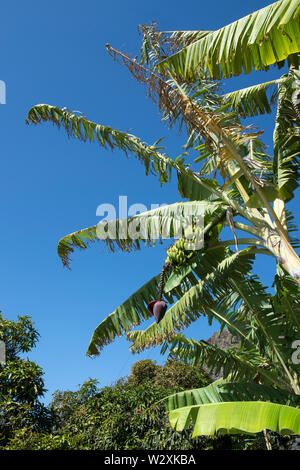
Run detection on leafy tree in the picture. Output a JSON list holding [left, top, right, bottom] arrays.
[[5, 361, 213, 450], [127, 358, 212, 390], [49, 378, 99, 428], [127, 359, 158, 386], [5, 429, 70, 451], [0, 313, 52, 447]]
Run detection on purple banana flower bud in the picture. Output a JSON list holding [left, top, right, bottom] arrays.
[[147, 300, 168, 324]]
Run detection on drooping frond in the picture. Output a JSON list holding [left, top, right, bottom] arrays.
[[107, 45, 277, 223], [164, 335, 285, 388], [166, 381, 300, 411], [229, 273, 300, 387], [26, 104, 173, 184], [273, 70, 300, 202], [139, 24, 173, 66], [139, 23, 213, 67], [169, 401, 300, 437], [106, 45, 263, 152], [86, 234, 247, 358], [223, 79, 281, 118], [87, 246, 235, 356], [158, 0, 300, 80], [273, 268, 300, 333], [26, 104, 249, 219], [177, 172, 220, 201], [230, 272, 299, 362], [57, 201, 224, 268], [85, 274, 160, 356]]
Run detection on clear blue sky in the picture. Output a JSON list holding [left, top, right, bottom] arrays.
[[0, 0, 298, 404]]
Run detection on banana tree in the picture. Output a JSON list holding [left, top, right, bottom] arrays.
[[25, 9, 300, 351], [25, 0, 300, 438]]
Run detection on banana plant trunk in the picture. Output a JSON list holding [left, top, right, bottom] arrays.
[[265, 232, 300, 286]]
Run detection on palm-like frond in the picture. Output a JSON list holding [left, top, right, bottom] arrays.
[[139, 25, 212, 65], [273, 267, 300, 333], [107, 46, 293, 234], [273, 71, 300, 202], [229, 275, 280, 341], [223, 79, 281, 118], [228, 275, 299, 389], [104, 42, 300, 287], [164, 334, 286, 388], [158, 0, 300, 80], [177, 172, 220, 201], [169, 401, 300, 437], [26, 104, 173, 184], [86, 274, 161, 356], [167, 31, 214, 49], [57, 201, 223, 268], [139, 23, 213, 68], [27, 104, 250, 220]]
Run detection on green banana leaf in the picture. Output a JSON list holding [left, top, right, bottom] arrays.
[[166, 381, 300, 410], [169, 401, 300, 437]]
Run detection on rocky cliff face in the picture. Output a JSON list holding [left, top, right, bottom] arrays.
[[207, 329, 240, 349], [205, 329, 240, 380]]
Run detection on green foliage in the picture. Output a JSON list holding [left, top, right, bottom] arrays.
[[25, 0, 300, 447], [50, 378, 100, 427], [0, 313, 40, 359], [57, 200, 221, 270], [50, 380, 212, 450], [26, 104, 172, 193], [5, 360, 294, 450], [154, 359, 211, 390], [158, 0, 300, 80], [169, 401, 300, 437], [0, 359, 46, 403], [162, 268, 300, 438], [127, 359, 158, 386], [6, 360, 212, 450], [161, 267, 300, 392], [127, 359, 212, 390], [0, 313, 52, 447], [5, 429, 71, 450], [166, 381, 300, 411], [223, 79, 280, 118], [273, 69, 300, 201]]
